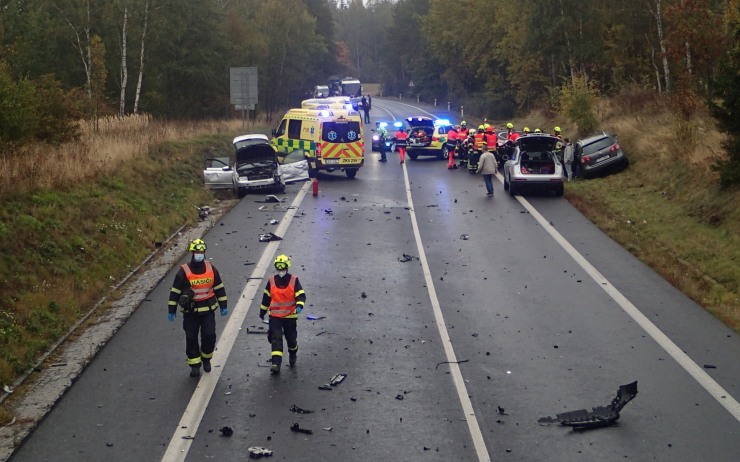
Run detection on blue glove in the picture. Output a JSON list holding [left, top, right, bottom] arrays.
[[220, 307, 228, 317], [168, 312, 176, 322], [296, 305, 303, 314]]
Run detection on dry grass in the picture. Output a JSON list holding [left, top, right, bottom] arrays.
[[0, 115, 249, 197], [561, 94, 739, 332]]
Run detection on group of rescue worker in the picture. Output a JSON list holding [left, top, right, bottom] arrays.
[[168, 239, 305, 377]]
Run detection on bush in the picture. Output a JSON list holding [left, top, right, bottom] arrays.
[[559, 74, 599, 136]]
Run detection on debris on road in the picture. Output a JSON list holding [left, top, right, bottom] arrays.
[[497, 406, 508, 416], [399, 253, 418, 262], [330, 373, 347, 386], [290, 404, 314, 414], [269, 219, 279, 225], [538, 381, 638, 430], [459, 234, 469, 240], [290, 423, 313, 435], [318, 385, 332, 391], [361, 292, 367, 298], [395, 394, 404, 400], [219, 426, 234, 437], [306, 315, 326, 321], [259, 233, 282, 242], [265, 195, 284, 203], [324, 209, 333, 215], [703, 364, 717, 369], [435, 359, 469, 369], [248, 446, 273, 458], [196, 205, 211, 221]]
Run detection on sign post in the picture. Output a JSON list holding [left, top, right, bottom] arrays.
[[230, 67, 258, 128]]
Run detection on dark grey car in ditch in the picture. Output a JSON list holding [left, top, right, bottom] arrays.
[[575, 132, 629, 179]]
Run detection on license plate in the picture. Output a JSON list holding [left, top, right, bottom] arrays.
[[596, 156, 609, 163], [339, 158, 360, 165], [324, 159, 340, 165]]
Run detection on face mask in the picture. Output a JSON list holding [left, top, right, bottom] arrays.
[[278, 270, 287, 277], [193, 253, 205, 263]]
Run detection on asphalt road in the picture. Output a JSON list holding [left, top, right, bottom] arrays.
[[7, 99, 740, 461]]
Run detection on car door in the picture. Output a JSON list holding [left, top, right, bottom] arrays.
[[203, 157, 233, 189], [280, 149, 310, 184]]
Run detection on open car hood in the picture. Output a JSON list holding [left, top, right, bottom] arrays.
[[235, 143, 278, 164], [406, 116, 434, 129]]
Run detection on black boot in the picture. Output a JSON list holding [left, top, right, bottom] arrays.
[[202, 358, 211, 373], [289, 351, 297, 367], [190, 364, 201, 377], [270, 357, 281, 374]]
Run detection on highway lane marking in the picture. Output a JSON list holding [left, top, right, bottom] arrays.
[[401, 163, 491, 461], [509, 188, 740, 422], [161, 181, 311, 462]]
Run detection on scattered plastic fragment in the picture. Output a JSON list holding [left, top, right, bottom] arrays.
[[497, 406, 508, 416], [330, 373, 347, 386], [290, 422, 313, 435], [306, 315, 326, 321], [399, 253, 418, 262], [324, 209, 333, 215], [538, 381, 638, 430], [2, 384, 14, 394], [703, 364, 717, 369], [269, 219, 279, 225], [318, 385, 333, 391], [395, 394, 404, 400], [323, 427, 333, 431], [248, 446, 273, 459], [459, 234, 469, 240], [361, 292, 367, 298], [290, 404, 314, 414], [265, 195, 283, 203], [196, 205, 211, 221], [435, 359, 469, 369], [259, 232, 282, 242], [220, 426, 234, 437]]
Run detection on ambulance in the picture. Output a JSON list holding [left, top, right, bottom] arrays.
[[271, 108, 365, 178], [300, 97, 353, 111]]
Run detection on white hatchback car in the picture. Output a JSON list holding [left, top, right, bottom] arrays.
[[203, 134, 309, 197], [503, 134, 565, 196]]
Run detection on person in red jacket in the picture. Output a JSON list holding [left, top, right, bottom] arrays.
[[393, 123, 408, 164], [446, 126, 459, 169], [260, 255, 306, 374]]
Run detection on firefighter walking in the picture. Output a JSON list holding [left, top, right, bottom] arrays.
[[168, 239, 228, 377], [260, 255, 306, 374], [393, 122, 408, 164]]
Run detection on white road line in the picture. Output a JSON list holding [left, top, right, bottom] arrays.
[[402, 163, 492, 461], [511, 189, 740, 422], [161, 182, 311, 462]]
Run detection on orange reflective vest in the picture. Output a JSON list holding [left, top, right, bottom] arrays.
[[447, 129, 458, 142], [181, 262, 216, 311], [474, 133, 486, 149], [458, 128, 469, 138], [485, 132, 497, 148], [268, 275, 298, 318]]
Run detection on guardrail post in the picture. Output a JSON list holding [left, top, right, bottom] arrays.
[[447, 101, 450, 111], [398, 93, 402, 100], [461, 106, 464, 117], [417, 95, 420, 103], [434, 99, 437, 107]]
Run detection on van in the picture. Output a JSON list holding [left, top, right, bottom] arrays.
[[271, 108, 365, 178]]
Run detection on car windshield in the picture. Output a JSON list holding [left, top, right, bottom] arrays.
[[582, 136, 614, 155], [322, 121, 362, 143], [342, 82, 362, 97], [234, 138, 267, 150]]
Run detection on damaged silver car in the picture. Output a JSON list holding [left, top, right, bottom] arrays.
[[203, 134, 308, 197]]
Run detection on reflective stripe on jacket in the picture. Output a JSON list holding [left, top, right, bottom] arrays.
[[474, 133, 486, 149], [181, 262, 217, 312], [268, 275, 297, 318]]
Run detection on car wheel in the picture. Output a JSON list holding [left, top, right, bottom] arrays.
[[408, 152, 418, 160], [554, 183, 564, 197], [236, 187, 247, 198], [345, 168, 357, 179], [441, 146, 449, 160], [508, 182, 517, 196], [503, 176, 509, 191]]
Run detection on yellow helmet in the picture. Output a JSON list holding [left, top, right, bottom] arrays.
[[523, 127, 530, 133], [461, 120, 467, 126], [554, 126, 561, 133], [506, 122, 514, 129], [478, 124, 485, 131], [274, 254, 291, 270], [534, 128, 542, 133], [189, 239, 207, 252]]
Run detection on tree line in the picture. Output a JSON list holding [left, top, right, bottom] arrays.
[[0, 0, 737, 185]]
